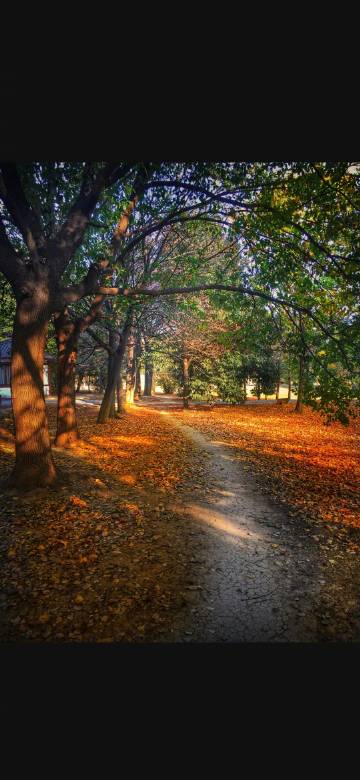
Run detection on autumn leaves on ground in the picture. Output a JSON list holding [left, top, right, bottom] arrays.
[[0, 404, 214, 641], [0, 400, 359, 642], [172, 404, 360, 531]]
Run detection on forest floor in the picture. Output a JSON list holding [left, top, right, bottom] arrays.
[[0, 396, 360, 642]]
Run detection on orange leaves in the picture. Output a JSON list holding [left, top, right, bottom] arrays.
[[120, 474, 137, 485], [0, 402, 216, 641], [124, 503, 141, 514], [38, 613, 50, 624], [173, 404, 360, 529], [69, 496, 87, 507]]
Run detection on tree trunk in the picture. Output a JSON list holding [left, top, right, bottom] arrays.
[[143, 340, 153, 396], [76, 371, 84, 393], [107, 330, 117, 418], [48, 363, 57, 395], [134, 335, 142, 400], [108, 355, 118, 420], [295, 355, 304, 413], [7, 287, 57, 490], [125, 328, 136, 404], [288, 371, 291, 400], [109, 378, 116, 418], [116, 379, 125, 414], [97, 317, 133, 423], [144, 367, 153, 396], [275, 380, 280, 401], [134, 365, 141, 400], [98, 351, 123, 423], [243, 377, 247, 401], [54, 314, 80, 448], [182, 356, 190, 409], [151, 369, 156, 394]]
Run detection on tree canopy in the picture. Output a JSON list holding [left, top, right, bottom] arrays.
[[0, 161, 359, 489]]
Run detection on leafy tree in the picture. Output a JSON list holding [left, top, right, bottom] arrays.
[[1, 161, 359, 493]]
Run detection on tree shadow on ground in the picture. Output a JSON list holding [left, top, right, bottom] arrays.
[[0, 406, 204, 642]]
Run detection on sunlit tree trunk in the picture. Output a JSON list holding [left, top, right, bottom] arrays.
[[98, 352, 122, 423], [134, 337, 142, 400], [143, 339, 153, 396], [134, 365, 141, 400], [97, 313, 133, 423], [97, 351, 124, 423], [116, 379, 125, 414], [7, 283, 57, 490], [125, 327, 136, 404], [144, 367, 153, 396], [54, 312, 80, 448]]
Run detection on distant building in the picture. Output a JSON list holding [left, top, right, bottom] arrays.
[[0, 337, 54, 400]]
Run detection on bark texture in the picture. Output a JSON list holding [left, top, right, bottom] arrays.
[[8, 281, 57, 489], [125, 327, 136, 405], [116, 380, 125, 414], [143, 340, 153, 397], [97, 313, 134, 423], [134, 337, 142, 400], [54, 312, 80, 447], [0, 161, 138, 490]]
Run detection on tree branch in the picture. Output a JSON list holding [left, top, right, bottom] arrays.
[[49, 163, 134, 276], [87, 327, 114, 355], [58, 258, 111, 307], [96, 282, 315, 315], [0, 212, 23, 289], [78, 294, 106, 333], [0, 163, 44, 258]]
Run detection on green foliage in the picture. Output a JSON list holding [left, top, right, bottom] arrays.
[[304, 363, 359, 425], [210, 353, 246, 403], [248, 357, 278, 398], [189, 377, 217, 402], [1, 161, 359, 425], [0, 276, 16, 338]]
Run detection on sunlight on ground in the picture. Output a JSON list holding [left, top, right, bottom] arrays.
[[174, 501, 263, 544], [171, 405, 360, 528]]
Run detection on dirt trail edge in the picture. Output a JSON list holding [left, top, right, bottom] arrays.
[[154, 409, 360, 642]]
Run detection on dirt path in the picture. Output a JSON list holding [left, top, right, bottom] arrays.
[[137, 398, 360, 642], [152, 410, 320, 641]]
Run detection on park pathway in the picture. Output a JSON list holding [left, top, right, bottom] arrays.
[[1, 393, 359, 641], [136, 395, 358, 641]]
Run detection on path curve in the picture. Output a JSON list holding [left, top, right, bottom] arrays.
[[155, 409, 324, 641]]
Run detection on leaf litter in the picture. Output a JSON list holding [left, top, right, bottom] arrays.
[[0, 405, 210, 642]]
